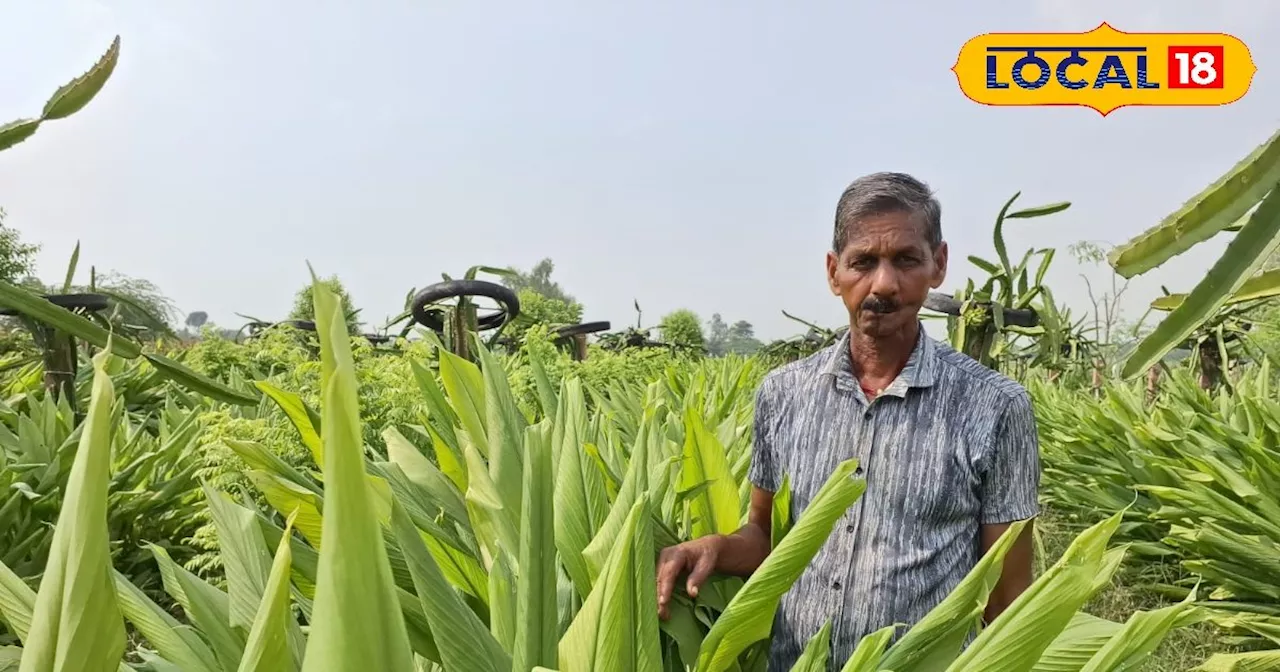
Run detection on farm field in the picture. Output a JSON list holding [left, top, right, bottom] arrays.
[[4, 34, 1280, 672]]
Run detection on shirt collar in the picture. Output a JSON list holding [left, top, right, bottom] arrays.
[[820, 322, 938, 398]]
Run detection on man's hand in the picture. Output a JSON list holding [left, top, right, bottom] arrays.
[[654, 487, 775, 620], [981, 519, 1035, 624], [656, 536, 723, 620]]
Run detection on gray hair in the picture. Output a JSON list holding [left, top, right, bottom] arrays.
[[832, 172, 942, 252]]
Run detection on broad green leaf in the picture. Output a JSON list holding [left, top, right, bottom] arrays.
[[771, 475, 792, 549], [789, 621, 832, 672], [879, 519, 1030, 671], [513, 422, 559, 672], [680, 408, 741, 538], [1120, 185, 1280, 378], [1030, 612, 1122, 672], [299, 272, 415, 672], [554, 383, 610, 597], [1109, 128, 1280, 277], [202, 485, 304, 661], [255, 381, 324, 464], [463, 438, 520, 567], [19, 348, 126, 672], [476, 337, 526, 526], [439, 350, 490, 459], [247, 471, 325, 548], [384, 426, 469, 530], [0, 561, 35, 641], [558, 495, 663, 672], [41, 36, 120, 120], [389, 501, 510, 672], [583, 416, 652, 580], [839, 625, 895, 672], [237, 511, 301, 672], [150, 545, 246, 671], [1078, 588, 1206, 672], [944, 512, 1127, 672], [112, 573, 217, 672], [696, 459, 866, 672]]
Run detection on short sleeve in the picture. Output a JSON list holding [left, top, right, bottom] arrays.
[[747, 379, 782, 493], [980, 388, 1041, 525]]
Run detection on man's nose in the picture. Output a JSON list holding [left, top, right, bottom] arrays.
[[869, 262, 899, 296]]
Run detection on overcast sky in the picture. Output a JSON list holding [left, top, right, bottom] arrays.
[[1, 0, 1276, 341]]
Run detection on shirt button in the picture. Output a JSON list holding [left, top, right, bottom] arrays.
[[845, 524, 855, 533], [832, 580, 842, 590], [854, 466, 864, 476]]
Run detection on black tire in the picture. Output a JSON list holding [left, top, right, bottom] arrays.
[[553, 321, 612, 339], [277, 320, 317, 332], [923, 292, 1039, 328], [0, 292, 110, 317], [411, 280, 520, 332]]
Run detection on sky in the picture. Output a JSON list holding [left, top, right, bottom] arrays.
[[1, 0, 1277, 343]]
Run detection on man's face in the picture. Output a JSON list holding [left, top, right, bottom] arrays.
[[826, 210, 948, 338]]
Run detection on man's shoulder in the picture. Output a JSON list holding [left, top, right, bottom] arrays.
[[927, 336, 1029, 405], [756, 342, 840, 401]]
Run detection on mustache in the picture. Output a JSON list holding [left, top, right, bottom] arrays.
[[861, 296, 900, 314]]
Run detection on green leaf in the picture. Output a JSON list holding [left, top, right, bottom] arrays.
[[41, 36, 120, 120], [944, 512, 1127, 672], [254, 381, 323, 464], [19, 348, 127, 672], [144, 353, 259, 406], [878, 519, 1030, 671], [839, 625, 895, 672], [680, 407, 741, 538], [237, 512, 302, 672], [1120, 185, 1280, 378], [1007, 201, 1071, 219], [60, 243, 79, 294], [1108, 128, 1280, 277], [389, 501, 510, 672], [696, 459, 866, 672], [1150, 268, 1280, 311], [789, 621, 832, 672], [513, 422, 559, 672], [0, 119, 40, 152], [558, 494, 663, 672], [299, 271, 415, 672], [0, 282, 141, 359]]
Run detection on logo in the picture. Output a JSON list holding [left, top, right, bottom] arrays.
[[952, 22, 1256, 115]]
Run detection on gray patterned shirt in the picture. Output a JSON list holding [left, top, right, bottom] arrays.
[[748, 324, 1040, 671]]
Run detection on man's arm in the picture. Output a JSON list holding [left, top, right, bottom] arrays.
[[978, 388, 1041, 624], [981, 520, 1034, 623]]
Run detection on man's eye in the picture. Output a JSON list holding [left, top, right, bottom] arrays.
[[849, 257, 875, 269]]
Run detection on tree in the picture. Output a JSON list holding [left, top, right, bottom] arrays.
[[506, 288, 583, 342], [659, 309, 705, 353], [726, 320, 762, 355], [503, 258, 576, 305], [0, 208, 40, 284], [706, 313, 730, 356], [705, 313, 761, 356], [290, 275, 360, 333]]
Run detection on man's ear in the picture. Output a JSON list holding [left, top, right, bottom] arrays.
[[930, 241, 948, 289], [826, 250, 840, 295]]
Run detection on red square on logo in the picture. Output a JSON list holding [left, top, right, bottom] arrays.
[[1167, 46, 1225, 88]]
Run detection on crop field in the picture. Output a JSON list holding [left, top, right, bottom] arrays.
[[3, 35, 1280, 672]]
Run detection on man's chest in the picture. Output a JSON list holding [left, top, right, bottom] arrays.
[[776, 389, 986, 524]]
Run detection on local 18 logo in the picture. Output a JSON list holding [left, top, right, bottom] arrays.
[[951, 22, 1256, 115]]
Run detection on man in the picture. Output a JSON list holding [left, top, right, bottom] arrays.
[[655, 172, 1040, 670]]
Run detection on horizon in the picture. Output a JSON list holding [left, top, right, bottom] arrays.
[[2, 1, 1277, 343]]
